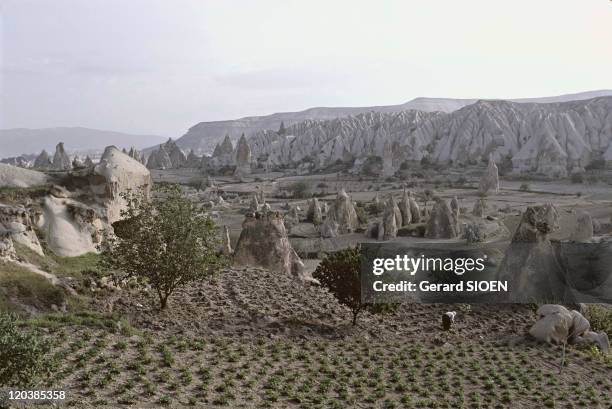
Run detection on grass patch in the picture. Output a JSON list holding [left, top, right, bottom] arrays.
[[14, 241, 100, 279], [0, 260, 65, 312]]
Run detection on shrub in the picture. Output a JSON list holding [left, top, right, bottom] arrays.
[[463, 223, 484, 244], [570, 173, 584, 184], [519, 183, 531, 192], [288, 182, 310, 199], [0, 313, 50, 387], [355, 206, 368, 225]]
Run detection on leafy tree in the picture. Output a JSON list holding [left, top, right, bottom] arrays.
[[0, 313, 50, 387], [314, 246, 364, 325], [100, 185, 227, 310]]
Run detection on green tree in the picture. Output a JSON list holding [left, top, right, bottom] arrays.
[[0, 313, 50, 387], [100, 185, 227, 310], [314, 246, 364, 325]]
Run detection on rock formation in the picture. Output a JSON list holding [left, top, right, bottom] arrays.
[[213, 135, 234, 157], [424, 198, 458, 239], [381, 199, 398, 240], [320, 218, 339, 238], [185, 150, 201, 168], [327, 189, 359, 234], [0, 164, 49, 188], [234, 134, 251, 176], [381, 140, 394, 177], [529, 304, 609, 353], [147, 139, 186, 169], [570, 212, 593, 241], [52, 142, 72, 170], [233, 211, 308, 280], [399, 190, 412, 226], [83, 156, 94, 167], [249, 195, 259, 213], [472, 198, 486, 217], [146, 144, 172, 169], [408, 191, 421, 223], [450, 196, 460, 230], [34, 150, 52, 169], [306, 198, 322, 225], [496, 204, 567, 302], [0, 203, 44, 255], [478, 155, 500, 195]]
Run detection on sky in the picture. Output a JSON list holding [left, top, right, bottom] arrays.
[[1, 0, 611, 137]]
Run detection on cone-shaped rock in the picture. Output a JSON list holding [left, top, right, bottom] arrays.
[[34, 150, 52, 169], [424, 198, 458, 239], [399, 189, 412, 226], [233, 211, 308, 280], [408, 191, 421, 223], [52, 142, 72, 170], [234, 134, 251, 176], [327, 189, 359, 234], [478, 154, 500, 195]]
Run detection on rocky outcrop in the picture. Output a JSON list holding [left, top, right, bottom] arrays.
[[478, 155, 499, 195], [327, 189, 359, 234], [52, 142, 72, 171], [0, 164, 49, 188], [424, 198, 458, 239], [0, 203, 44, 255], [90, 146, 152, 224], [496, 204, 567, 302], [83, 156, 94, 168], [399, 190, 412, 227], [233, 211, 308, 280], [234, 134, 251, 176], [34, 150, 52, 169]]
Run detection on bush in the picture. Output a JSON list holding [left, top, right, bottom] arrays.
[[570, 173, 584, 184], [288, 182, 310, 199], [519, 183, 531, 192], [355, 206, 368, 225], [0, 313, 50, 387], [463, 223, 484, 244]]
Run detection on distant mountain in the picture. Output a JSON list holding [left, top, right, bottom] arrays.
[[171, 90, 612, 155], [0, 127, 166, 158], [247, 96, 612, 177]]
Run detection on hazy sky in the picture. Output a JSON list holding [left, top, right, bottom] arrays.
[[1, 0, 611, 137]]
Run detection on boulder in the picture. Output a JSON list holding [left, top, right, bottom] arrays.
[[233, 211, 309, 281], [478, 154, 499, 196], [424, 198, 458, 239], [0, 164, 49, 188], [442, 311, 456, 331]]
